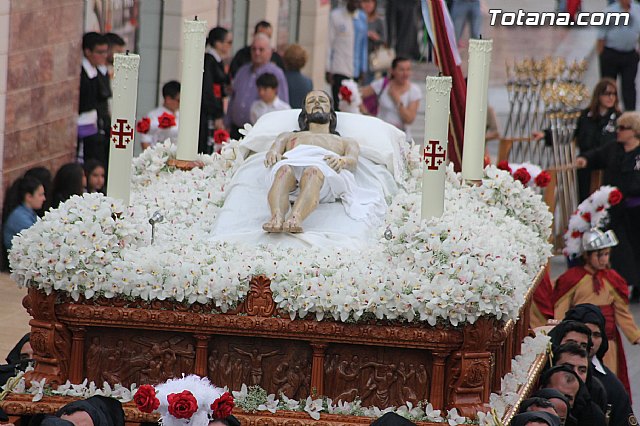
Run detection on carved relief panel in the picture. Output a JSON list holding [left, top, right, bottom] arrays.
[[324, 345, 432, 408], [207, 337, 311, 399], [84, 330, 196, 387]]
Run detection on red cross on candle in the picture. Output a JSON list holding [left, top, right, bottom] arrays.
[[423, 140, 446, 170], [110, 119, 134, 149]]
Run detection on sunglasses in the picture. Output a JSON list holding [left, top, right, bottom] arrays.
[[617, 124, 633, 131]]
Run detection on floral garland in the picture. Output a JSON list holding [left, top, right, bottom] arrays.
[[496, 161, 551, 190], [338, 79, 362, 114], [3, 333, 550, 425], [563, 185, 623, 259], [9, 140, 552, 326]]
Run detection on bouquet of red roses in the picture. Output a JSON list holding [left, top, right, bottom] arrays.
[[133, 375, 234, 426]]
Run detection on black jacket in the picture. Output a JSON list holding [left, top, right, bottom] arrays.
[[582, 141, 640, 198]]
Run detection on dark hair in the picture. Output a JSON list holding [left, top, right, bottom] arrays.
[[254, 20, 272, 34], [588, 78, 620, 118], [82, 32, 108, 51], [208, 27, 229, 46], [3, 176, 43, 221], [539, 364, 580, 388], [83, 160, 105, 193], [256, 73, 278, 89], [283, 44, 308, 71], [298, 91, 340, 135], [162, 80, 181, 99], [17, 167, 51, 218], [553, 341, 589, 360], [105, 32, 125, 47], [549, 320, 593, 352], [391, 56, 410, 70], [519, 397, 555, 413], [211, 415, 241, 426], [52, 163, 85, 209]]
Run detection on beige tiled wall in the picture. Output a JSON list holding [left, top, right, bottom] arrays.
[[299, 0, 331, 90], [159, 0, 218, 86], [0, 0, 9, 200], [2, 0, 83, 201]]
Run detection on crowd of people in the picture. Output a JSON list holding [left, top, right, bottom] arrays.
[[1, 161, 105, 270]]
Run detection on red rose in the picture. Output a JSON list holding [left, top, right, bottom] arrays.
[[534, 170, 551, 188], [513, 167, 531, 185], [339, 85, 352, 103], [210, 392, 235, 419], [497, 160, 511, 173], [158, 112, 177, 129], [581, 212, 591, 223], [571, 230, 583, 239], [134, 384, 160, 414], [608, 188, 623, 206], [596, 205, 605, 212], [136, 117, 151, 134], [214, 129, 230, 144], [167, 390, 198, 419]]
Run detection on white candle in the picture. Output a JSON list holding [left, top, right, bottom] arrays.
[[421, 76, 452, 221], [461, 38, 493, 181], [176, 19, 207, 161], [107, 52, 140, 205]]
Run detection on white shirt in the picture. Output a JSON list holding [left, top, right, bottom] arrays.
[[139, 105, 180, 148], [327, 7, 355, 77], [370, 78, 422, 140], [250, 97, 291, 124]]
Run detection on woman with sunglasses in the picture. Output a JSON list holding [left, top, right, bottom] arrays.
[[574, 78, 621, 202], [576, 111, 640, 306]]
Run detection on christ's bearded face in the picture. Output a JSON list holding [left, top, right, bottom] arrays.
[[305, 91, 331, 124]]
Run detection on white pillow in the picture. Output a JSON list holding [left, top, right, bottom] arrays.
[[238, 110, 407, 180]]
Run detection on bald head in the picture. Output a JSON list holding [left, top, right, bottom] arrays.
[[251, 33, 272, 67]]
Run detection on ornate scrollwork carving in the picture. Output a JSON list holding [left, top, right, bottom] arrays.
[[235, 275, 276, 317]]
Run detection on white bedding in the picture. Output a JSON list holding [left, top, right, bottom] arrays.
[[210, 110, 404, 249]]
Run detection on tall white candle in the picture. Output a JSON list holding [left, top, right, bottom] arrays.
[[421, 76, 452, 221], [176, 19, 207, 161], [107, 52, 140, 205], [461, 38, 493, 181]]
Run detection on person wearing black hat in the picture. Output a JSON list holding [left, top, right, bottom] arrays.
[[56, 396, 124, 426], [511, 411, 560, 426], [547, 322, 608, 412], [370, 412, 418, 426], [532, 389, 571, 425], [209, 415, 241, 426], [539, 364, 606, 426], [510, 411, 561, 426], [564, 303, 637, 425], [518, 397, 558, 416], [0, 333, 32, 387], [28, 414, 74, 426]]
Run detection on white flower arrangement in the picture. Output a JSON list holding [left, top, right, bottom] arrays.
[[3, 332, 549, 424], [9, 141, 552, 327], [562, 185, 623, 259]]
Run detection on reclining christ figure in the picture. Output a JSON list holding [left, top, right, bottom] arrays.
[[262, 90, 385, 233]]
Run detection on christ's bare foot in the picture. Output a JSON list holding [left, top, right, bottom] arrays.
[[282, 216, 303, 233], [262, 216, 284, 232]]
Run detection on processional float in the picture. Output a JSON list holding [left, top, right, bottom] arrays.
[[500, 57, 588, 250]]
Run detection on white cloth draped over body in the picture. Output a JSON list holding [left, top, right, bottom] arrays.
[[210, 110, 407, 249], [268, 144, 387, 225]]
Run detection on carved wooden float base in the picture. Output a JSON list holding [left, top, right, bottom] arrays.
[[0, 351, 547, 426], [19, 270, 544, 420]]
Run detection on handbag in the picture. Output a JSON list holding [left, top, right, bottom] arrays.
[[362, 77, 389, 116], [369, 46, 395, 73]]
